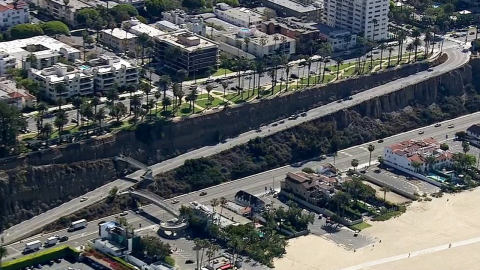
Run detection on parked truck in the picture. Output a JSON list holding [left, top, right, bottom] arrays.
[[44, 236, 59, 246], [68, 219, 88, 232], [23, 240, 42, 253]]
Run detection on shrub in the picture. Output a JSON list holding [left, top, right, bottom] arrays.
[[164, 256, 175, 266], [10, 24, 44, 39], [302, 167, 315, 174], [40, 21, 70, 36]]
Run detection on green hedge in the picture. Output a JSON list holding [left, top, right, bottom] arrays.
[[164, 256, 175, 267], [108, 255, 137, 270], [2, 245, 79, 270]]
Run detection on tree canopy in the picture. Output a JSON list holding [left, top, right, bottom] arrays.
[[182, 0, 205, 9], [76, 8, 100, 24], [145, 0, 178, 17], [0, 102, 25, 157], [10, 24, 44, 39], [40, 21, 70, 36], [112, 4, 139, 16]]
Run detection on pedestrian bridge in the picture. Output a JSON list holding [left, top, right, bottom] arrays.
[[115, 155, 153, 180], [128, 190, 188, 232]]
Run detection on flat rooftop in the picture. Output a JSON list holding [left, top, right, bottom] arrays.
[[130, 22, 165, 37], [0, 36, 80, 66], [101, 28, 137, 40], [205, 17, 241, 32], [156, 30, 217, 52], [51, 0, 90, 10], [217, 7, 264, 23], [316, 23, 351, 36], [224, 31, 294, 46], [266, 0, 320, 12]]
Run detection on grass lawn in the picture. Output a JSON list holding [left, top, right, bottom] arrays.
[[349, 222, 372, 231], [196, 96, 225, 108], [213, 68, 234, 77], [175, 103, 195, 116]]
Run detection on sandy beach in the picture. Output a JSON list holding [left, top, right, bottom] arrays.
[[274, 188, 480, 270]]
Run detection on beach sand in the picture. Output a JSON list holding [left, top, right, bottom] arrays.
[[274, 188, 480, 270]]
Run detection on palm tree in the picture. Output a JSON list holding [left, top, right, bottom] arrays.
[[378, 43, 387, 67], [176, 69, 187, 93], [406, 43, 414, 63], [154, 91, 162, 114], [161, 96, 172, 113], [411, 160, 422, 173], [53, 110, 68, 137], [334, 58, 343, 80], [221, 81, 228, 101], [387, 47, 394, 67], [205, 84, 214, 108], [140, 81, 152, 104], [413, 38, 422, 62], [306, 58, 312, 87], [137, 33, 150, 65], [95, 107, 106, 129], [462, 141, 470, 154], [255, 58, 265, 98], [72, 96, 83, 125], [351, 159, 359, 171], [54, 83, 67, 110], [367, 144, 375, 166], [122, 22, 132, 55], [188, 88, 198, 114], [91, 96, 100, 115], [284, 64, 290, 91], [41, 123, 53, 144], [321, 58, 330, 83], [396, 31, 406, 63], [219, 196, 227, 218], [332, 191, 351, 217], [106, 86, 119, 107], [424, 31, 433, 58], [381, 186, 390, 202]]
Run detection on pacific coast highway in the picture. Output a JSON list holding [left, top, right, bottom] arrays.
[[2, 47, 470, 245], [4, 110, 480, 259]]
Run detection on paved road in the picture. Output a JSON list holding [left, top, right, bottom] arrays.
[[2, 47, 470, 245], [4, 108, 480, 263]]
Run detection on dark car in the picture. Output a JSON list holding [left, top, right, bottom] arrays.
[[290, 74, 299, 79], [59, 236, 69, 242], [300, 112, 307, 117], [200, 191, 207, 196], [185, 260, 194, 264], [378, 139, 384, 143]]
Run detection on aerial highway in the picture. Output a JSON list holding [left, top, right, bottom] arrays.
[[4, 109, 479, 261], [2, 47, 470, 245], [3, 107, 480, 260]]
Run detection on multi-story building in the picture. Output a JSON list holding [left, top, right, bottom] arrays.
[[220, 27, 295, 57], [154, 30, 218, 73], [99, 28, 137, 53], [260, 0, 323, 23], [0, 0, 30, 30], [162, 9, 207, 36], [466, 124, 480, 140], [322, 0, 389, 40], [29, 63, 94, 100], [122, 17, 165, 38], [89, 55, 139, 91], [281, 171, 337, 204], [316, 24, 356, 51], [213, 3, 266, 29], [383, 138, 453, 173], [262, 17, 320, 43], [0, 78, 36, 109], [0, 36, 80, 74], [38, 0, 90, 27]]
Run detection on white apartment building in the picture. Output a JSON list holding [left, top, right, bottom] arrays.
[[89, 55, 139, 91], [161, 9, 206, 36], [220, 28, 295, 57], [322, 0, 389, 41], [38, 0, 90, 27], [0, 0, 30, 30], [0, 36, 80, 74], [122, 18, 166, 38], [99, 28, 137, 53], [29, 63, 94, 100], [214, 3, 266, 28], [383, 138, 453, 173]]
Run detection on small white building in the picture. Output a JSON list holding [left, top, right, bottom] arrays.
[[220, 27, 295, 57], [466, 124, 480, 140], [214, 3, 266, 29], [122, 17, 166, 38], [383, 138, 453, 173], [0, 0, 30, 30], [29, 63, 94, 100], [161, 9, 207, 36], [99, 28, 138, 53]]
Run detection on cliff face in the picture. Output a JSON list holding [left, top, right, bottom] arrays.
[[0, 159, 120, 228]]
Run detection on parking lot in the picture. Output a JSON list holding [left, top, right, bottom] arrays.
[[365, 166, 440, 195], [449, 139, 480, 157]]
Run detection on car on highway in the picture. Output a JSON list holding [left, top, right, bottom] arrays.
[[427, 68, 434, 72], [80, 197, 88, 202], [171, 199, 180, 204], [374, 169, 381, 173], [418, 131, 424, 134], [272, 122, 278, 126], [256, 129, 262, 133], [59, 236, 69, 242], [448, 124, 454, 128], [378, 139, 384, 143], [279, 120, 285, 124], [301, 112, 307, 117], [120, 211, 128, 216], [199, 191, 207, 196], [288, 115, 298, 120], [434, 123, 441, 127]]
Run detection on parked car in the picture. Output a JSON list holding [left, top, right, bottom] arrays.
[[59, 236, 69, 242], [120, 211, 128, 216], [354, 230, 360, 237]]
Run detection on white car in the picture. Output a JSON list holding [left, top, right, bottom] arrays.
[[448, 124, 454, 128], [120, 211, 128, 216], [80, 197, 88, 202], [171, 199, 180, 204]]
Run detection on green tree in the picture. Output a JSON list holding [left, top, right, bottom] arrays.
[[332, 191, 351, 216], [335, 57, 343, 79], [112, 4, 139, 16], [411, 160, 422, 173], [41, 123, 53, 144], [351, 158, 359, 170], [11, 24, 44, 39], [137, 236, 171, 260], [440, 143, 449, 151], [387, 47, 394, 67], [182, 0, 205, 9], [462, 141, 470, 154], [0, 102, 25, 157], [40, 21, 70, 36], [145, 0, 171, 17], [53, 110, 68, 136], [108, 186, 119, 201], [54, 83, 67, 109], [367, 144, 375, 166], [76, 8, 100, 24], [109, 102, 127, 122], [0, 245, 8, 270], [205, 84, 214, 107], [94, 107, 106, 128], [107, 86, 119, 106]]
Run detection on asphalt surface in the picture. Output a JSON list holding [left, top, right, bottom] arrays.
[[2, 46, 470, 245], [4, 109, 480, 266]]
